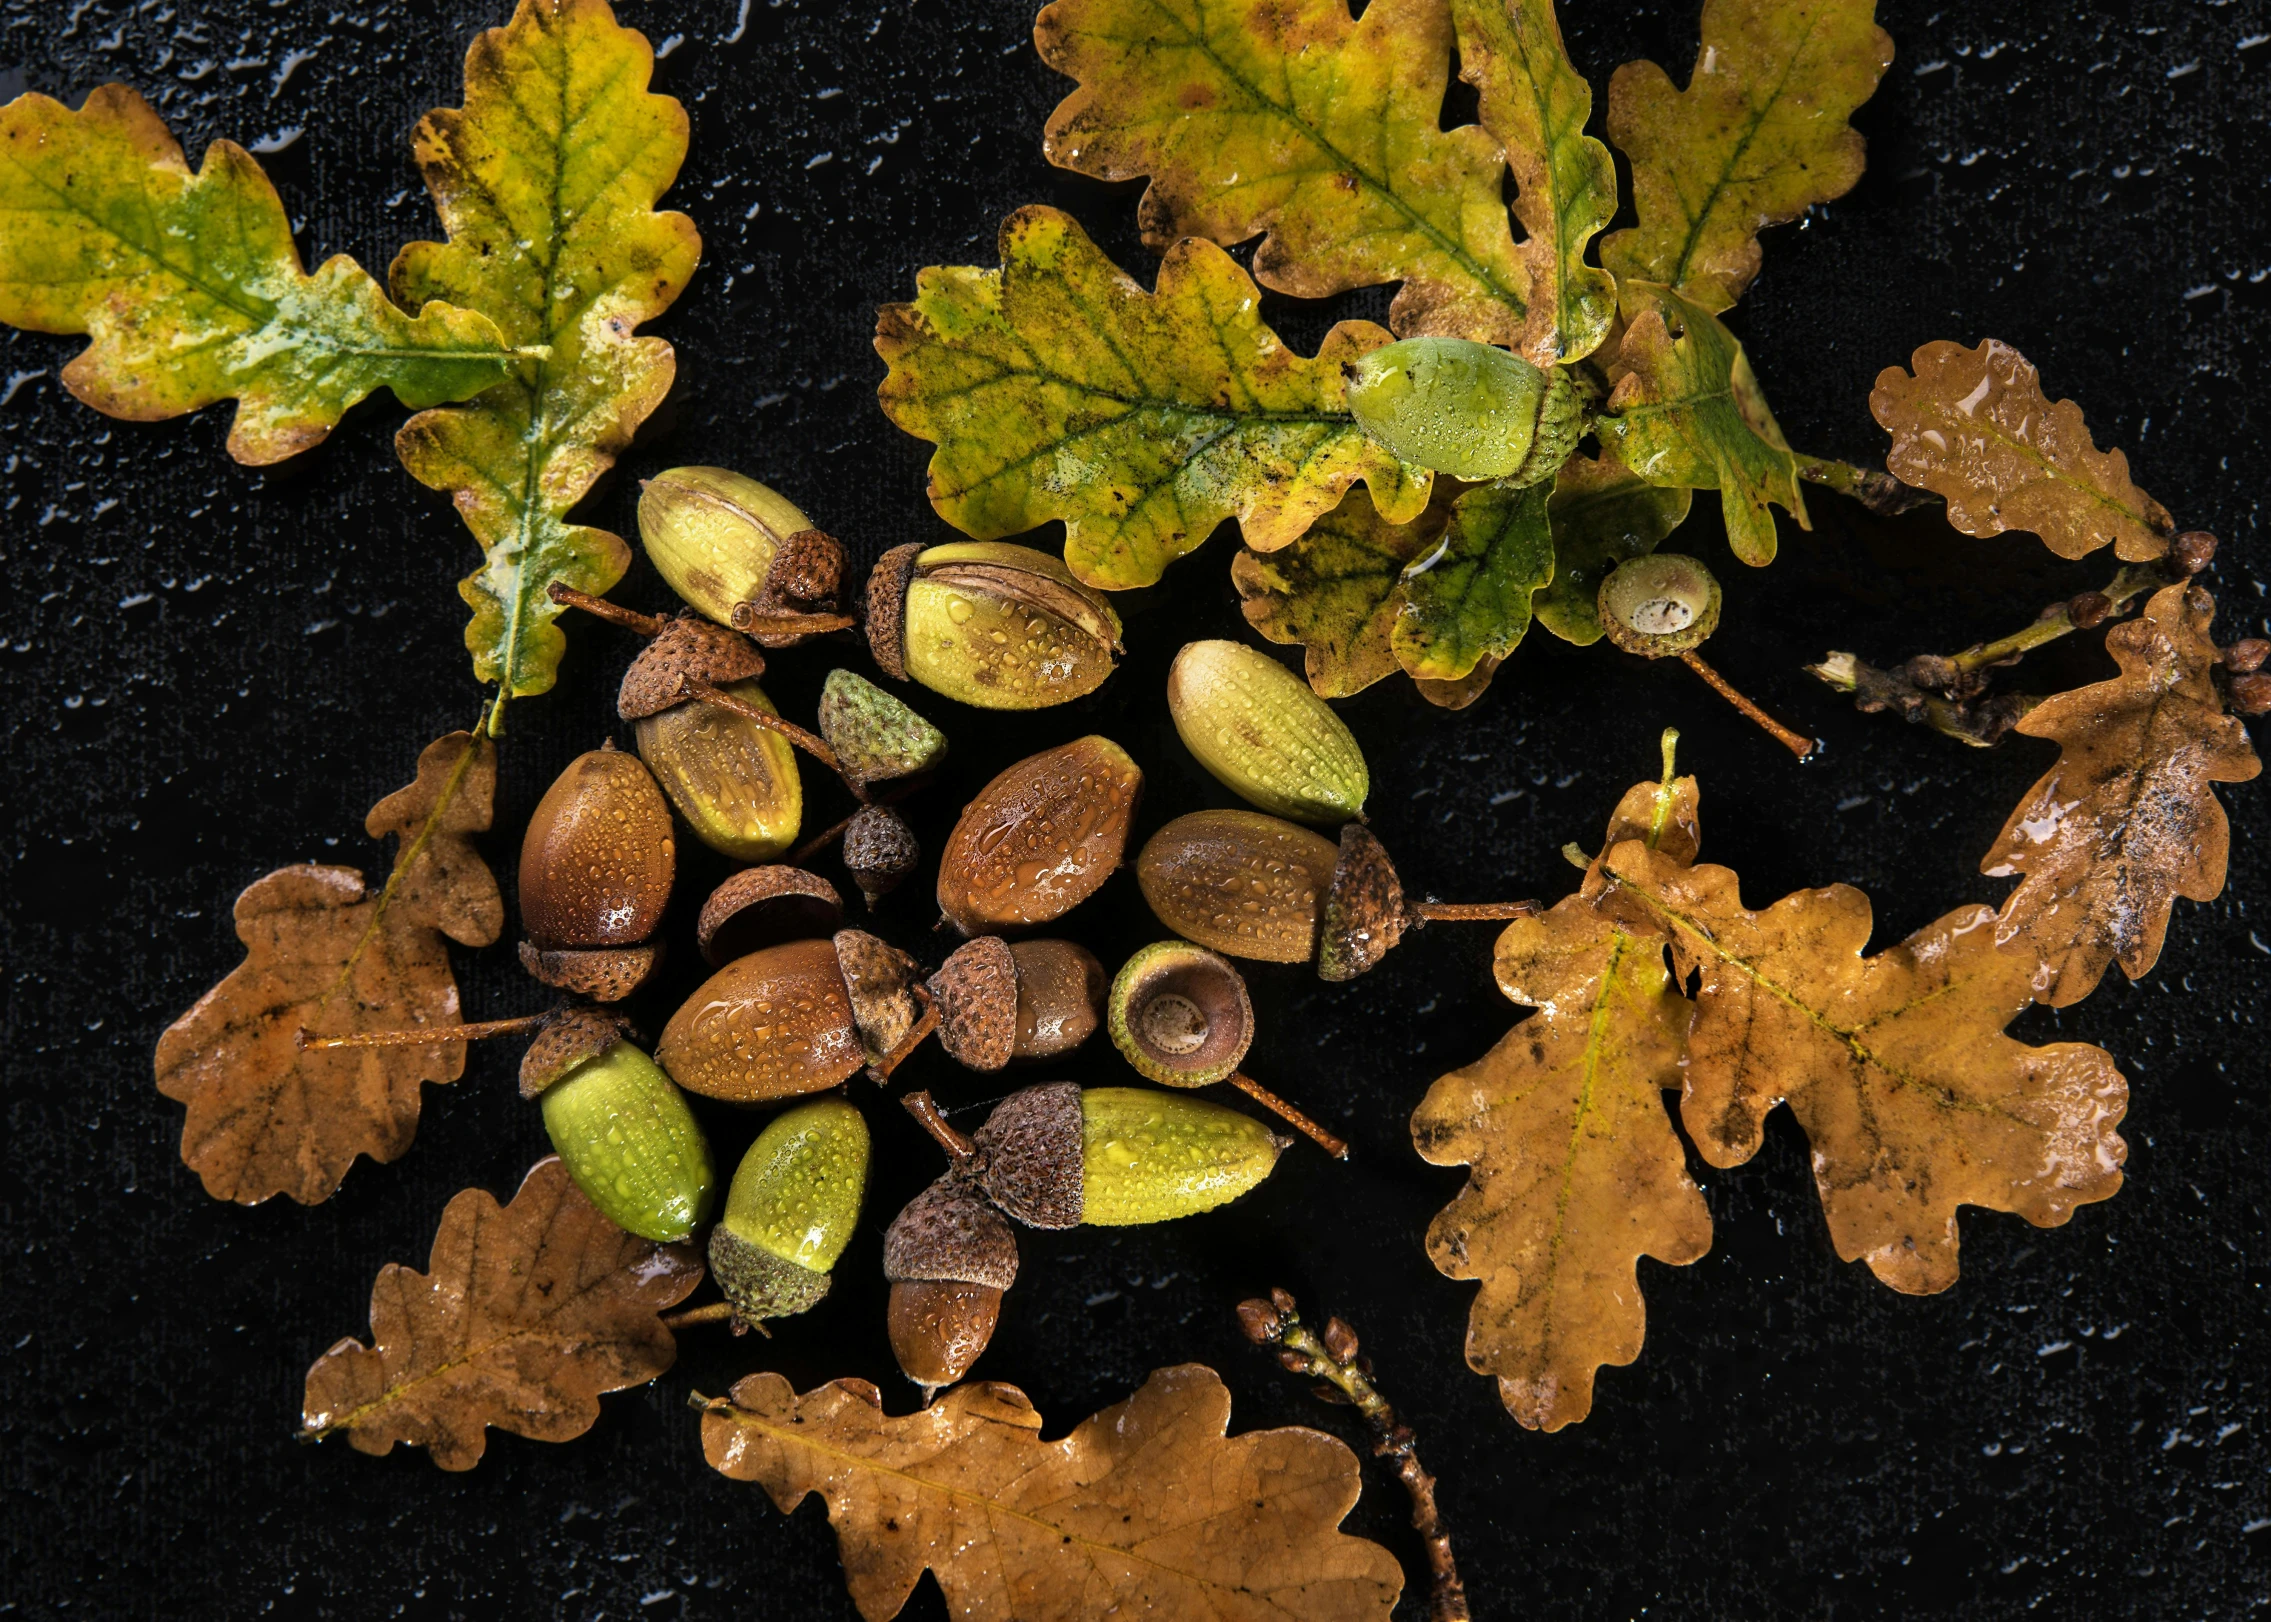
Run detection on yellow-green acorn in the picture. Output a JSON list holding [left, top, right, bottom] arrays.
[[614, 616, 805, 860], [968, 1082, 1283, 1230], [1346, 336, 1581, 484], [520, 1010, 716, 1244], [708, 1097, 871, 1326], [1598, 554, 1723, 658], [866, 541, 1122, 709], [1166, 640, 1367, 823], [638, 467, 812, 626]]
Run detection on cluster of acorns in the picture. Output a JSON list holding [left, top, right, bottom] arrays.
[[501, 467, 1532, 1395]]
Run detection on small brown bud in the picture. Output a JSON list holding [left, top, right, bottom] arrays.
[[1902, 653, 1962, 693], [2223, 638, 2269, 674], [1270, 1286, 1298, 1316], [1322, 1316, 1360, 1365], [2171, 530, 2218, 574], [1236, 1298, 1284, 1345], [2067, 591, 2113, 630], [1278, 1349, 1311, 1375], [2228, 671, 2271, 715], [1309, 1381, 1353, 1405]]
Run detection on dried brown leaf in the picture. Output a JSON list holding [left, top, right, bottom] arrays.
[[1600, 843, 2129, 1294], [301, 1155, 701, 1470], [154, 731, 502, 1205], [699, 1363, 1402, 1621], [1984, 582, 2261, 1005], [1870, 338, 2173, 561]]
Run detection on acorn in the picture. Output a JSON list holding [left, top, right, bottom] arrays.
[[841, 804, 922, 907], [1345, 335, 1583, 485], [866, 540, 1123, 709], [1105, 942, 1347, 1156], [936, 736, 1142, 934], [696, 866, 843, 966], [617, 620, 804, 861], [966, 1082, 1286, 1229], [708, 1096, 870, 1327], [517, 745, 675, 1000], [816, 668, 948, 791], [883, 1175, 1019, 1397], [1598, 554, 1723, 657], [638, 467, 850, 645], [1166, 640, 1368, 823], [1136, 812, 1535, 980], [657, 929, 926, 1103], [926, 936, 1106, 1071], [518, 1008, 715, 1243]]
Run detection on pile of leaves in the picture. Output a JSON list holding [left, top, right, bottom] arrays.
[[1, 0, 2262, 1614]]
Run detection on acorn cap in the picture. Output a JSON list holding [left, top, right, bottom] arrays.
[[518, 940, 660, 1001], [698, 866, 843, 966], [765, 529, 847, 607], [928, 936, 1019, 1072], [517, 1006, 631, 1100], [971, 1082, 1084, 1229], [865, 543, 924, 681], [842, 804, 921, 907], [833, 928, 922, 1067], [1598, 554, 1723, 659], [818, 668, 949, 788], [883, 1176, 1020, 1288], [617, 616, 768, 720], [1107, 941, 1253, 1088], [707, 1226, 832, 1324], [1317, 823, 1406, 982]]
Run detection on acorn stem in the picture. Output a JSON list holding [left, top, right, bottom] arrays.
[[685, 679, 847, 779], [1955, 561, 2169, 673], [731, 604, 858, 637], [298, 1013, 548, 1051], [790, 777, 927, 861], [1227, 1074, 1349, 1159], [1792, 456, 1937, 516], [1238, 1290, 1468, 1622], [901, 1091, 976, 1164], [1678, 651, 1815, 759], [661, 1302, 739, 1329], [868, 988, 940, 1084], [1409, 900, 1540, 924], [546, 582, 668, 638]]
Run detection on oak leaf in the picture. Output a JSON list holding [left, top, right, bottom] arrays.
[[876, 205, 1431, 589], [1984, 582, 2260, 1006], [1599, 281, 1806, 565], [1233, 487, 1445, 697], [1598, 842, 2129, 1295], [301, 1156, 702, 1470], [1534, 454, 1694, 645], [699, 1364, 1401, 1621], [1038, 0, 1527, 345], [1601, 0, 1892, 314], [1451, 0, 1621, 364], [154, 731, 501, 1206], [0, 85, 516, 464], [1394, 480, 1555, 683], [1870, 337, 2173, 562], [1413, 768, 1710, 1430], [392, 0, 701, 699]]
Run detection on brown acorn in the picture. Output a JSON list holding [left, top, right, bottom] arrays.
[[655, 929, 923, 1103], [696, 866, 843, 966], [517, 745, 675, 1000], [926, 936, 1105, 1071], [935, 736, 1142, 935], [883, 1176, 1020, 1398], [1135, 812, 1535, 981]]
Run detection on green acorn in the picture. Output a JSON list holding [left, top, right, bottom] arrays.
[[520, 1009, 716, 1244], [866, 540, 1123, 709], [1165, 640, 1368, 823], [1346, 336, 1582, 484], [708, 1097, 871, 1327], [968, 1082, 1285, 1229]]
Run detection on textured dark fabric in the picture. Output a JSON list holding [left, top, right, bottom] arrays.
[[3, 2, 2267, 1617]]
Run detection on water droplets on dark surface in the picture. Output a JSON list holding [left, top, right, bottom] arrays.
[[3, 1, 2270, 1617]]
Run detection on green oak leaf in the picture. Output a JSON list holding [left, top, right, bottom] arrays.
[[0, 85, 517, 466], [392, 0, 701, 703], [1597, 281, 1804, 566], [876, 205, 1433, 590], [1601, 0, 1892, 314], [1535, 455, 1693, 644], [1394, 480, 1554, 681], [1037, 0, 1529, 345], [1452, 0, 1620, 365], [1232, 489, 1448, 698]]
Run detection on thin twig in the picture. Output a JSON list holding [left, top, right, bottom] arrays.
[[1793, 456, 1938, 516], [1238, 1290, 1468, 1622], [731, 605, 859, 638], [1410, 900, 1539, 924], [1680, 650, 1815, 759], [1226, 1073, 1348, 1159], [298, 1013, 547, 1051], [686, 679, 845, 776], [547, 582, 667, 637], [902, 1090, 975, 1163]]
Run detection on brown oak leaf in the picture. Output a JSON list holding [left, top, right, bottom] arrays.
[[1599, 843, 2129, 1295], [1413, 768, 1710, 1431], [1870, 338, 2173, 561], [1984, 582, 2261, 1006], [301, 1155, 701, 1471], [154, 730, 502, 1205], [699, 1364, 1402, 1621]]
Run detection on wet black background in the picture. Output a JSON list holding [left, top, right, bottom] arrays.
[[4, 1, 2269, 1617]]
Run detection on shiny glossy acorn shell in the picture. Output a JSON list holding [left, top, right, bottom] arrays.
[[518, 748, 675, 948], [634, 677, 804, 862], [887, 1279, 1002, 1395], [900, 542, 1122, 711], [655, 937, 863, 1103], [1010, 939, 1106, 1060], [1166, 640, 1368, 823], [1078, 1086, 1283, 1227], [538, 1040, 716, 1243], [717, 1096, 870, 1276], [1133, 809, 1337, 964], [936, 736, 1141, 934]]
